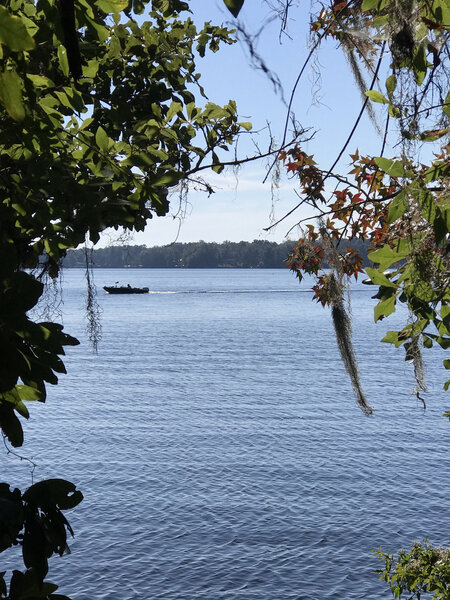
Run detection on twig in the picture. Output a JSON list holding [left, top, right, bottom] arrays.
[[2, 433, 37, 484], [264, 40, 387, 232]]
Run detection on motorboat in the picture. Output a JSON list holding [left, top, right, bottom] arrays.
[[103, 284, 149, 294]]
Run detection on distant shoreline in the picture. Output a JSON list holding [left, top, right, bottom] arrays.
[[63, 265, 292, 269], [64, 239, 370, 270]]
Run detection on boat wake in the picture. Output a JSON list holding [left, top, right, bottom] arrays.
[[147, 289, 312, 295]]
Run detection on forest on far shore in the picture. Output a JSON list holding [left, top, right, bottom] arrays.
[[64, 239, 371, 269]]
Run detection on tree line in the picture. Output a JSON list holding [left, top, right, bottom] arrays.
[[63, 239, 371, 269]]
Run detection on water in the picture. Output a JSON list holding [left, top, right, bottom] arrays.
[[2, 269, 449, 599]]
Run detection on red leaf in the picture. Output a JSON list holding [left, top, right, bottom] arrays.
[[332, 0, 347, 12]]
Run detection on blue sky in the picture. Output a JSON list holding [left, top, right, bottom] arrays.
[[110, 0, 392, 248]]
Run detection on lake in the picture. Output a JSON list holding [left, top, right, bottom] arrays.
[[2, 268, 449, 600]]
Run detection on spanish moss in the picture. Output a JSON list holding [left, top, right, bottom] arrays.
[[406, 335, 428, 408], [329, 274, 373, 416], [342, 47, 381, 135], [84, 245, 102, 352]]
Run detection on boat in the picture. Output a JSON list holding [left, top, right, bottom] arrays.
[[103, 284, 149, 294]]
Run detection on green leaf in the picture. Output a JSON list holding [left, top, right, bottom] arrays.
[[424, 161, 450, 183], [95, 0, 128, 13], [27, 74, 55, 89], [165, 101, 183, 122], [388, 191, 409, 223], [361, 0, 388, 9], [436, 337, 450, 350], [57, 45, 69, 77], [13, 400, 29, 419], [152, 171, 182, 186], [365, 90, 389, 104], [444, 359, 450, 370], [0, 402, 23, 447], [388, 104, 401, 118], [0, 6, 35, 51], [95, 126, 109, 152], [423, 335, 433, 348], [23, 479, 83, 510], [412, 44, 427, 85], [381, 331, 404, 348], [83, 59, 100, 78], [419, 128, 449, 141], [385, 74, 397, 98], [369, 239, 411, 271], [432, 0, 450, 29], [374, 157, 406, 177], [76, 0, 95, 18], [441, 304, 450, 322], [0, 70, 25, 121], [365, 267, 398, 288], [374, 294, 397, 322], [80, 117, 94, 131], [133, 152, 155, 168], [84, 12, 109, 41], [223, 0, 245, 17], [420, 191, 436, 225], [238, 121, 252, 131], [372, 14, 389, 25], [16, 384, 43, 401], [444, 91, 450, 118]]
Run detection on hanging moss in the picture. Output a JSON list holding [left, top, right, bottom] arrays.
[[405, 334, 428, 407], [84, 246, 102, 353], [328, 272, 373, 416]]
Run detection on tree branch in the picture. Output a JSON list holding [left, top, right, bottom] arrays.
[[264, 40, 387, 232]]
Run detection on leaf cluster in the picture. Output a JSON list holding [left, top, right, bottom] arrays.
[[0, 0, 248, 261], [375, 540, 450, 600], [0, 480, 82, 599], [285, 145, 449, 391]]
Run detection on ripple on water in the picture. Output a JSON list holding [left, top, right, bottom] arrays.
[[3, 270, 449, 600]]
